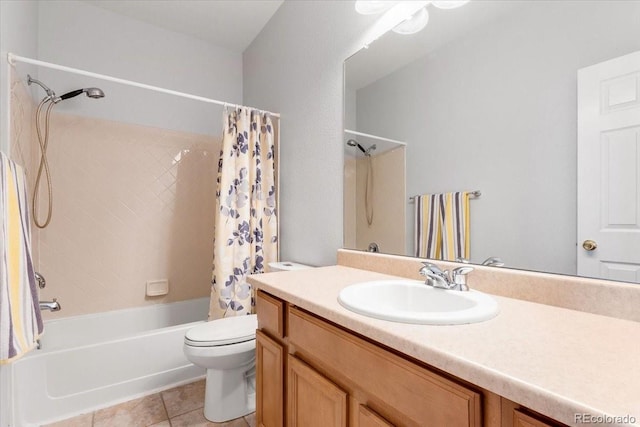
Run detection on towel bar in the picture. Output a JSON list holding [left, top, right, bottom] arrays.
[[409, 190, 481, 203]]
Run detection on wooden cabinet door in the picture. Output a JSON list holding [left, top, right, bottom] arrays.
[[288, 307, 481, 426], [256, 330, 284, 427], [287, 355, 347, 427], [513, 409, 558, 427], [357, 405, 394, 427]]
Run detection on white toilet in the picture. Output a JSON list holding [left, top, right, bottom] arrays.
[[183, 315, 258, 422], [183, 261, 311, 422]]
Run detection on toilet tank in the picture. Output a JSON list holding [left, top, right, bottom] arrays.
[[268, 261, 313, 272]]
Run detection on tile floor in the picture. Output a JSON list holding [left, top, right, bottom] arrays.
[[44, 380, 256, 427]]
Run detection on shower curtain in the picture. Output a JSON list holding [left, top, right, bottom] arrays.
[[210, 108, 278, 319]]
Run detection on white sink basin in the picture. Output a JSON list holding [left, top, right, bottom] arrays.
[[338, 279, 499, 325]]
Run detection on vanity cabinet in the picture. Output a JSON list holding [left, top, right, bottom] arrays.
[[256, 291, 286, 427], [288, 355, 348, 426], [256, 330, 284, 427], [255, 290, 563, 427]]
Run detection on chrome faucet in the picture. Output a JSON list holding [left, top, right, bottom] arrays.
[[39, 298, 61, 312], [419, 262, 473, 291], [482, 257, 504, 267], [454, 256, 505, 267]]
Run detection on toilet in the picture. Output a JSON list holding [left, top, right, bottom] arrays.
[[183, 261, 312, 422]]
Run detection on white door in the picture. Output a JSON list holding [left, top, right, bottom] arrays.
[[577, 51, 640, 283]]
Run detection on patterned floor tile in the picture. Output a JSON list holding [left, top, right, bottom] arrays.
[[169, 409, 249, 427], [93, 393, 168, 427], [244, 412, 256, 427], [160, 379, 206, 418], [43, 412, 93, 427]]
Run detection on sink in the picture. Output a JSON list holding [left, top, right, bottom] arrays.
[[338, 279, 499, 325]]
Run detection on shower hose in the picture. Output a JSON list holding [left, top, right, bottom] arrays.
[[365, 154, 374, 226], [32, 98, 56, 228]]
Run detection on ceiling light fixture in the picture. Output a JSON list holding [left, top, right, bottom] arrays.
[[392, 7, 429, 35], [432, 0, 471, 10], [356, 0, 470, 37], [354, 1, 397, 15]]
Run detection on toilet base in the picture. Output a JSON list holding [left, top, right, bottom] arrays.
[[203, 364, 256, 422]]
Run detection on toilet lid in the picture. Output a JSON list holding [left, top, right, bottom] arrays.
[[185, 314, 257, 347]]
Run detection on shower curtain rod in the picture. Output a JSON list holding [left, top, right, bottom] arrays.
[[7, 53, 280, 118]]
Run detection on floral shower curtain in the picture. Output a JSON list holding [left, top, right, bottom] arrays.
[[210, 108, 278, 319]]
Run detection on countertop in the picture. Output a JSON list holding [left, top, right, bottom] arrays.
[[248, 265, 640, 427]]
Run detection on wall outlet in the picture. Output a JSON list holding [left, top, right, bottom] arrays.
[[146, 279, 169, 297]]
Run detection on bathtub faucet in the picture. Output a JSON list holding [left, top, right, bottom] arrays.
[[39, 298, 61, 312]]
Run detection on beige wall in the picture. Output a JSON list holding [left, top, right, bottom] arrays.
[[355, 147, 405, 255], [343, 155, 357, 248], [11, 83, 220, 318]]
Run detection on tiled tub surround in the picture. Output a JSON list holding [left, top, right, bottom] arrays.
[[9, 71, 36, 192], [248, 256, 640, 427], [8, 72, 39, 263], [23, 111, 220, 318]]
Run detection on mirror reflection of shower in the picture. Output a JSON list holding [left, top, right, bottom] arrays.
[[343, 130, 406, 255], [346, 138, 376, 226], [28, 74, 105, 228], [346, 138, 377, 157]]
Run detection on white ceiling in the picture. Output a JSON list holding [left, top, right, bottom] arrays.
[[83, 0, 284, 53]]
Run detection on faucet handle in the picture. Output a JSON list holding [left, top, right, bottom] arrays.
[[421, 262, 445, 275], [452, 266, 474, 291], [35, 272, 46, 289], [482, 257, 505, 267]]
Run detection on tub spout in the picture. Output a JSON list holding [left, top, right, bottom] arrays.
[[39, 298, 61, 312]]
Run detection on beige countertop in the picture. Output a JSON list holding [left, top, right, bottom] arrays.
[[248, 265, 640, 427]]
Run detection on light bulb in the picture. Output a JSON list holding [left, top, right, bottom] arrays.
[[392, 7, 429, 35], [431, 0, 470, 9], [355, 1, 398, 15]]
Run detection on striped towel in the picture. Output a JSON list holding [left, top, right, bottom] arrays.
[[415, 192, 470, 261], [0, 152, 43, 364]]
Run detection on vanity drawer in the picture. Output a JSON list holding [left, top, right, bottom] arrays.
[[287, 307, 481, 427], [256, 290, 285, 338]]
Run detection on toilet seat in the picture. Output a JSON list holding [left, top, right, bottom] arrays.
[[185, 314, 257, 347]]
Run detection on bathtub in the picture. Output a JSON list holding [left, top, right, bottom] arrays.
[[9, 297, 209, 426]]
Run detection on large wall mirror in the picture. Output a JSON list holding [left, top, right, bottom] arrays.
[[343, 0, 640, 283]]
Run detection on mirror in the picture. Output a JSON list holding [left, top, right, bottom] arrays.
[[344, 0, 640, 282]]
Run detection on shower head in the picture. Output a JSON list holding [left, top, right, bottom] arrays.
[[55, 87, 105, 103], [84, 87, 105, 98], [347, 139, 377, 156], [346, 138, 369, 155], [27, 75, 56, 99]]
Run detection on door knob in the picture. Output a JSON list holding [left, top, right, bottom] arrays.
[[582, 240, 597, 251]]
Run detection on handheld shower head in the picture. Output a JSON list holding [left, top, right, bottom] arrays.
[[347, 139, 377, 156], [84, 88, 105, 99], [55, 87, 105, 103], [346, 139, 369, 155]]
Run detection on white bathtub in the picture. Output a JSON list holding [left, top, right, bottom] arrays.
[[9, 297, 208, 426]]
